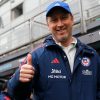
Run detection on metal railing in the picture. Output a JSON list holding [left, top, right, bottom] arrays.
[[0, 0, 100, 56]]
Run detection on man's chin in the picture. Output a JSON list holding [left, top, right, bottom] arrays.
[[57, 36, 68, 42]]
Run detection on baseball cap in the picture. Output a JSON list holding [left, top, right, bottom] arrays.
[[46, 1, 72, 17]]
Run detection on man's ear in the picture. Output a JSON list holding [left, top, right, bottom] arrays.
[[46, 17, 49, 25], [71, 15, 74, 25]]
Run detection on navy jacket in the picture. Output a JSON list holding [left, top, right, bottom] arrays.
[[7, 36, 100, 100]]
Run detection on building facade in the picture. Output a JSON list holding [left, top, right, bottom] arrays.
[[0, 0, 100, 80]]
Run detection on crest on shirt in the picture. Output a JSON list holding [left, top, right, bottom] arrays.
[[81, 57, 90, 67]]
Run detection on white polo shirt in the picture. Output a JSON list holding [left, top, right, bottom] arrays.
[[62, 38, 77, 73], [55, 37, 77, 73]]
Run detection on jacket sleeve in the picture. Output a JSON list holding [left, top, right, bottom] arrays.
[[7, 69, 33, 100], [7, 52, 39, 100], [96, 55, 100, 100]]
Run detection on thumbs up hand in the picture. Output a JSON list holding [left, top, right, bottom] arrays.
[[19, 54, 35, 83]]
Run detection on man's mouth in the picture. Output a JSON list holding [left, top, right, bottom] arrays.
[[56, 29, 66, 34]]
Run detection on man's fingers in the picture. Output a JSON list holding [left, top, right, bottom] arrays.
[[19, 54, 36, 83], [21, 64, 34, 70], [20, 66, 34, 74], [20, 73, 34, 79], [19, 77, 30, 83], [27, 53, 32, 65]]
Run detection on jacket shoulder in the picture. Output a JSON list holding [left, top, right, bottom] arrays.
[[31, 43, 45, 59], [77, 39, 98, 55], [81, 42, 99, 57]]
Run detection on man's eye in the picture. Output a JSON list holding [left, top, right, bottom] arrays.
[[50, 19, 57, 22], [62, 16, 68, 19]]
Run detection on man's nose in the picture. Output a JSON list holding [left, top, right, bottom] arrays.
[[57, 19, 64, 27]]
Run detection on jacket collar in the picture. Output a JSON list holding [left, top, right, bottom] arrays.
[[76, 39, 94, 55], [44, 35, 57, 47], [44, 35, 94, 55]]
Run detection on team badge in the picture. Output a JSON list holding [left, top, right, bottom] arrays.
[[81, 57, 90, 67]]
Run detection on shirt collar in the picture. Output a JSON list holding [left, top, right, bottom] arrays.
[[71, 37, 77, 47]]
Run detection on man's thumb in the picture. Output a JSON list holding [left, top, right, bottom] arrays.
[[27, 53, 32, 65]]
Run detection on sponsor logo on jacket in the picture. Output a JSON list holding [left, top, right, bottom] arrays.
[[48, 69, 66, 79], [82, 69, 92, 75]]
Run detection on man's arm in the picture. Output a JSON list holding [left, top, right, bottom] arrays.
[[7, 54, 35, 100]]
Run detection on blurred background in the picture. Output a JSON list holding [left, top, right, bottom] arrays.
[[0, 0, 100, 87]]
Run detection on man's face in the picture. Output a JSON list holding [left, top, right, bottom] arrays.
[[47, 7, 74, 43]]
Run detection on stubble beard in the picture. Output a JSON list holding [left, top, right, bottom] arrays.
[[58, 33, 72, 43], [57, 27, 72, 43]]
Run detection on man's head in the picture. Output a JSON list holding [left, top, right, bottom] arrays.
[[46, 1, 74, 46]]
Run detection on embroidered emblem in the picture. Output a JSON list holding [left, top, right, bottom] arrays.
[[81, 57, 90, 67], [51, 58, 60, 64], [82, 69, 92, 75], [54, 3, 60, 6]]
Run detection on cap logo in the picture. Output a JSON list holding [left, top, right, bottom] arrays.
[[54, 3, 60, 6]]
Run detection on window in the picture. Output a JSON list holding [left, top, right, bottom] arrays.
[[11, 3, 23, 20]]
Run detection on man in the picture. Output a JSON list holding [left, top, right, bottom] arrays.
[[7, 1, 100, 100]]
